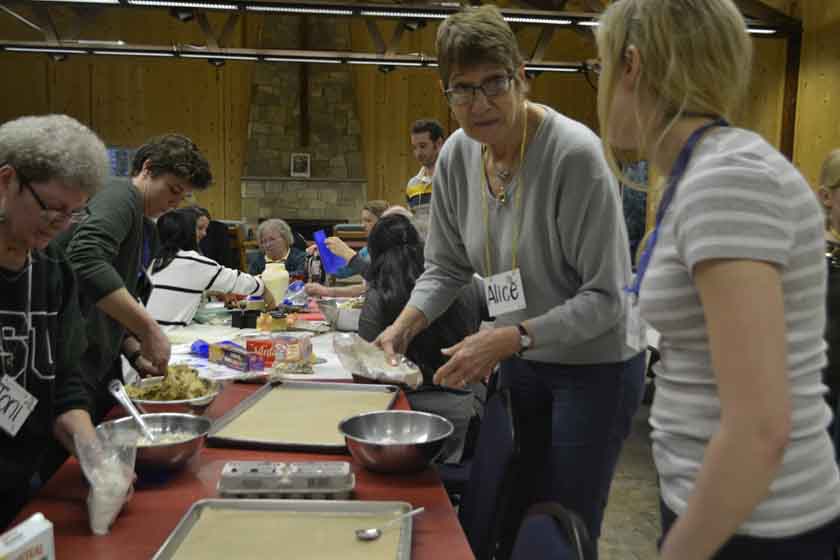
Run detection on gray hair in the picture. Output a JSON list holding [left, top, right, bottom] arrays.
[[436, 5, 524, 89], [0, 114, 109, 196], [257, 218, 293, 246]]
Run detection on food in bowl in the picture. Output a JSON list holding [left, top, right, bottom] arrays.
[[136, 432, 196, 447], [126, 364, 210, 400]]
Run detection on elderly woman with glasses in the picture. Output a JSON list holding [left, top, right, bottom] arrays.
[[249, 218, 306, 278], [376, 5, 645, 551], [0, 115, 112, 528]]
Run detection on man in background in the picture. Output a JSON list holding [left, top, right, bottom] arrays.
[[406, 119, 445, 240]]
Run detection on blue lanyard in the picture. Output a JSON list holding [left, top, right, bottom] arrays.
[[627, 118, 729, 298]]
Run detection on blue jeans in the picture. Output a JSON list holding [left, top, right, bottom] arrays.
[[660, 500, 840, 559], [499, 353, 645, 554]]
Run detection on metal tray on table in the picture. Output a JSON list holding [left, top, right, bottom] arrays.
[[152, 499, 414, 560], [207, 380, 398, 453]]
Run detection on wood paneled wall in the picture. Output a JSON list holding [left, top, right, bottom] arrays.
[[793, 0, 840, 188], [0, 9, 260, 219]]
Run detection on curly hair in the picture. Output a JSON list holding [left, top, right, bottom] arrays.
[[131, 133, 212, 190], [0, 114, 108, 196]]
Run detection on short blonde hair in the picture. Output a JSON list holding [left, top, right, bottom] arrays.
[[595, 0, 752, 185], [436, 5, 525, 90], [820, 149, 840, 191], [363, 200, 389, 218]]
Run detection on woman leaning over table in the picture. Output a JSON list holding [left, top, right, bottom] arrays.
[[0, 115, 111, 528], [376, 5, 645, 550], [595, 1, 840, 558]]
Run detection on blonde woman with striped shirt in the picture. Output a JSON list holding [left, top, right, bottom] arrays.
[[596, 1, 840, 558]]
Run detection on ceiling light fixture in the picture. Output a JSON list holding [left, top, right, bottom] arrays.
[[180, 52, 259, 60], [246, 4, 353, 15], [93, 49, 176, 57], [32, 0, 119, 4], [264, 56, 341, 63], [577, 20, 599, 27], [347, 59, 423, 67], [4, 46, 87, 54], [747, 27, 777, 35], [504, 16, 572, 25], [359, 9, 448, 19], [127, 0, 238, 10], [524, 65, 579, 73]]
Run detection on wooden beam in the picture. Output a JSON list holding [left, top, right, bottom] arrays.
[[732, 0, 800, 27], [364, 19, 386, 54], [529, 24, 554, 63], [195, 12, 219, 49], [384, 20, 405, 56], [29, 5, 60, 44], [780, 30, 801, 160], [0, 4, 44, 34]]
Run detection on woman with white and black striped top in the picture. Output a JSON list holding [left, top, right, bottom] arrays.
[[146, 209, 274, 328]]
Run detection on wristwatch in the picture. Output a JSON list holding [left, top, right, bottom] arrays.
[[516, 323, 533, 356]]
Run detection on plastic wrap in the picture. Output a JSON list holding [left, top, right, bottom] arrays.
[[74, 432, 136, 536], [332, 333, 422, 389]]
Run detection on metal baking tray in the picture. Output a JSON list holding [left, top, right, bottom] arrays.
[[207, 380, 398, 453], [152, 499, 413, 560]]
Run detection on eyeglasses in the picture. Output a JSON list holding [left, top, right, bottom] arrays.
[[17, 172, 90, 225], [583, 60, 601, 91], [444, 75, 514, 107]]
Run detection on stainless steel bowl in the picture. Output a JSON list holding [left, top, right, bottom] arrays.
[[96, 413, 212, 474], [127, 376, 222, 415], [338, 410, 454, 473], [317, 299, 361, 331]]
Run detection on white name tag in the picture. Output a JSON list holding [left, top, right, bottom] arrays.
[[485, 268, 527, 317], [625, 299, 646, 353], [0, 375, 38, 437]]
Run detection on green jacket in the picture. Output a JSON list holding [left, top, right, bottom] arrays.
[[55, 177, 157, 387]]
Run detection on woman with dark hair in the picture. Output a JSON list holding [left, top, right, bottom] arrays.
[[146, 209, 274, 329], [358, 214, 482, 462]]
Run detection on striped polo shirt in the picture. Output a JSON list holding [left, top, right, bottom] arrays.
[[640, 126, 840, 537]]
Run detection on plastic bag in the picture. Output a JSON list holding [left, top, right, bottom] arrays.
[[283, 280, 307, 307], [332, 333, 422, 389], [74, 430, 136, 536]]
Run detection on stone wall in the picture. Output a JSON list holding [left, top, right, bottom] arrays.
[[241, 15, 366, 225]]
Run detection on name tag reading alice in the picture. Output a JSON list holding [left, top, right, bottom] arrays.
[[485, 269, 527, 317], [0, 375, 37, 437]]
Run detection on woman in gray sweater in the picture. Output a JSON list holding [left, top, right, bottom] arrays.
[[376, 5, 644, 552]]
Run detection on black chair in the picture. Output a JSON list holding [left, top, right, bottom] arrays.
[[457, 387, 519, 560], [200, 220, 238, 269], [510, 502, 595, 560]]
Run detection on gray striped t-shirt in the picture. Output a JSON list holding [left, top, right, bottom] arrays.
[[640, 126, 840, 537]]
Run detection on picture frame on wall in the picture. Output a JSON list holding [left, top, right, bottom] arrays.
[[290, 153, 311, 178]]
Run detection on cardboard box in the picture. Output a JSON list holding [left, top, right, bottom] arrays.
[[0, 513, 55, 560], [208, 342, 264, 372]]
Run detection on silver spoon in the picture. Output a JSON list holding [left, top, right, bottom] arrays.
[[108, 379, 156, 442], [355, 507, 425, 542]]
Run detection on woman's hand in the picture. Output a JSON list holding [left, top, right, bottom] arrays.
[[433, 326, 520, 388], [305, 283, 330, 297], [262, 287, 277, 309], [374, 306, 430, 363], [132, 356, 160, 378], [325, 237, 356, 261]]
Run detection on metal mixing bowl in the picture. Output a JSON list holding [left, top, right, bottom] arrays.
[[127, 376, 222, 415], [338, 410, 454, 473], [96, 413, 212, 474], [317, 298, 361, 331]]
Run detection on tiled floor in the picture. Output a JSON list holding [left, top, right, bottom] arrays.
[[600, 398, 661, 560]]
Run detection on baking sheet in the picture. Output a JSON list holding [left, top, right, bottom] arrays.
[[153, 499, 413, 560], [207, 381, 398, 452]]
